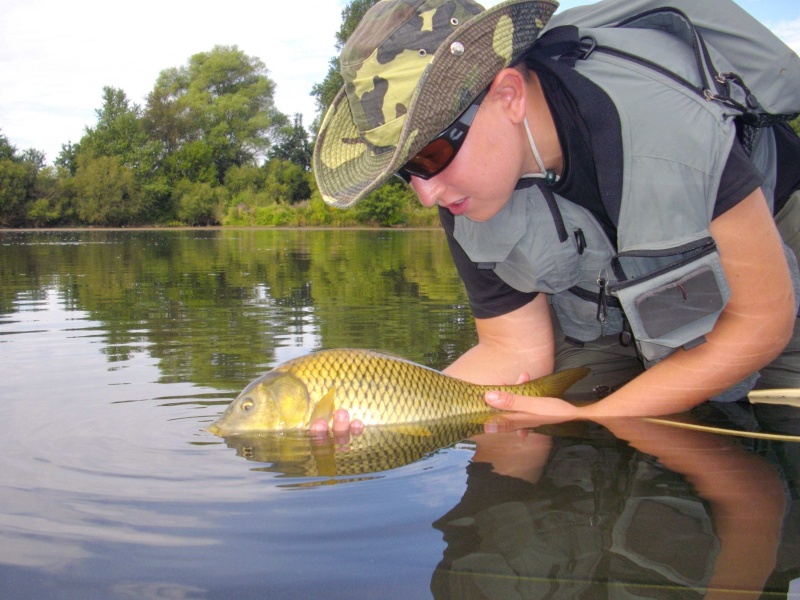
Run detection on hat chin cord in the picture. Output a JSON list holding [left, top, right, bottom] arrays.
[[522, 117, 559, 185]]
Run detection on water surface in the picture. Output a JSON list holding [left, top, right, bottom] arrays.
[[0, 229, 798, 599]]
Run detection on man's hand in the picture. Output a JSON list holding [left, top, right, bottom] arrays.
[[308, 409, 364, 439], [484, 390, 582, 420]]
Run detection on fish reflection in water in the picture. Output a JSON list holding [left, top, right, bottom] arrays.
[[216, 416, 486, 479], [218, 399, 800, 596]]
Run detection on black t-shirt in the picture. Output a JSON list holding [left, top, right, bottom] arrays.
[[773, 122, 800, 214], [441, 65, 782, 320]]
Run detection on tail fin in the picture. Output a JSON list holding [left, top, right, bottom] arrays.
[[516, 367, 590, 398]]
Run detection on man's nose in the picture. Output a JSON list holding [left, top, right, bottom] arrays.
[[411, 176, 445, 208]]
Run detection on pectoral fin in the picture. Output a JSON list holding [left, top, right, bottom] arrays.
[[309, 387, 336, 424]]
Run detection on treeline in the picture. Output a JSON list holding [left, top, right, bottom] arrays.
[[0, 0, 434, 229], [0, 50, 427, 228], [3, 0, 797, 229]]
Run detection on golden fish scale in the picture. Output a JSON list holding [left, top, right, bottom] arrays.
[[275, 349, 553, 425]]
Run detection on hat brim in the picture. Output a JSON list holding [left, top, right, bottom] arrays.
[[313, 0, 559, 208]]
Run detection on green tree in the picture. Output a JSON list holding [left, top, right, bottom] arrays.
[[167, 140, 218, 184], [224, 164, 267, 195], [173, 179, 228, 225], [72, 154, 140, 225], [0, 131, 54, 226], [355, 180, 415, 226], [0, 158, 28, 226], [55, 141, 81, 176], [67, 87, 166, 224], [80, 87, 155, 168], [0, 130, 15, 160], [145, 46, 284, 184], [264, 158, 312, 205], [143, 67, 191, 157], [269, 113, 312, 170], [25, 166, 71, 227]]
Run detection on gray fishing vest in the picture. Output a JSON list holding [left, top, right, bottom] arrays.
[[453, 26, 800, 363]]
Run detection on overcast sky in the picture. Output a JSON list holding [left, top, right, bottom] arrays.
[[1, 0, 798, 165]]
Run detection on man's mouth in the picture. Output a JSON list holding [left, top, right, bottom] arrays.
[[444, 198, 468, 216]]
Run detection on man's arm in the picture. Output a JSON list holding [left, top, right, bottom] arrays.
[[443, 292, 555, 384], [487, 188, 797, 418]]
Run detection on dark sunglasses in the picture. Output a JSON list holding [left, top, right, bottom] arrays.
[[397, 89, 488, 183]]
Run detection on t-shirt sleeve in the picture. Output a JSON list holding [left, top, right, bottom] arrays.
[[439, 207, 538, 319], [712, 136, 765, 219]]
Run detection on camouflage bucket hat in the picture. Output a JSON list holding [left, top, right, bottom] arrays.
[[313, 0, 559, 208]]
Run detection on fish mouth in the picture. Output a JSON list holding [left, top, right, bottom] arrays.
[[205, 423, 222, 436]]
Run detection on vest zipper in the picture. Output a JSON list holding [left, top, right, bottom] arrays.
[[597, 271, 608, 323], [567, 281, 622, 325]]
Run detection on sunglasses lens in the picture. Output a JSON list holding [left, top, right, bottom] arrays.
[[404, 138, 455, 179]]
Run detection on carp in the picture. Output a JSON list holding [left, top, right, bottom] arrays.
[[206, 348, 588, 436]]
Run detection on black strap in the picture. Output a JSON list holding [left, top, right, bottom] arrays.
[[527, 25, 584, 67], [516, 178, 569, 243]]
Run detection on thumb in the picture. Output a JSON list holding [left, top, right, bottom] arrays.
[[485, 390, 518, 410]]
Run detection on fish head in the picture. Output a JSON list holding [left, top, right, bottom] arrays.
[[206, 371, 311, 436]]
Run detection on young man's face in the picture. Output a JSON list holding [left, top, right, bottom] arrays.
[[408, 95, 526, 223]]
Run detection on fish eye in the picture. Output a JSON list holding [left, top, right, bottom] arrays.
[[240, 398, 254, 412]]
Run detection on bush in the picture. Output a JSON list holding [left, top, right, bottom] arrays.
[[253, 204, 294, 226], [72, 154, 142, 226], [173, 179, 229, 225], [263, 158, 312, 204], [224, 164, 267, 195], [24, 167, 70, 226], [0, 159, 29, 226], [354, 182, 414, 226]]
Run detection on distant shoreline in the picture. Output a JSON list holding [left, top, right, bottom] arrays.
[[0, 225, 442, 233]]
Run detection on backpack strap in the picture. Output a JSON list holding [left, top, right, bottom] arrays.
[[539, 7, 799, 154]]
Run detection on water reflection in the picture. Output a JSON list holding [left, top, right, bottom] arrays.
[[432, 413, 798, 599], [217, 418, 484, 480], [0, 229, 798, 598], [0, 229, 476, 385]]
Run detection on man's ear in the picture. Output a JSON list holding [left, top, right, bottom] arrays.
[[488, 67, 529, 124]]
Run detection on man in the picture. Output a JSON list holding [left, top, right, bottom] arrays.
[[312, 0, 800, 429]]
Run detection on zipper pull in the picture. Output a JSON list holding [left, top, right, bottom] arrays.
[[596, 270, 608, 324]]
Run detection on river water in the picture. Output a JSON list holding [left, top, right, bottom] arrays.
[[0, 228, 798, 599]]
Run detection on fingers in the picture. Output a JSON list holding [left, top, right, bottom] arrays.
[[485, 391, 582, 420], [308, 409, 364, 441], [485, 390, 518, 410], [332, 409, 351, 432], [515, 372, 531, 385], [308, 418, 329, 434]]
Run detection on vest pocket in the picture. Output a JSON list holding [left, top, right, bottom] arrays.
[[609, 238, 731, 362]]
